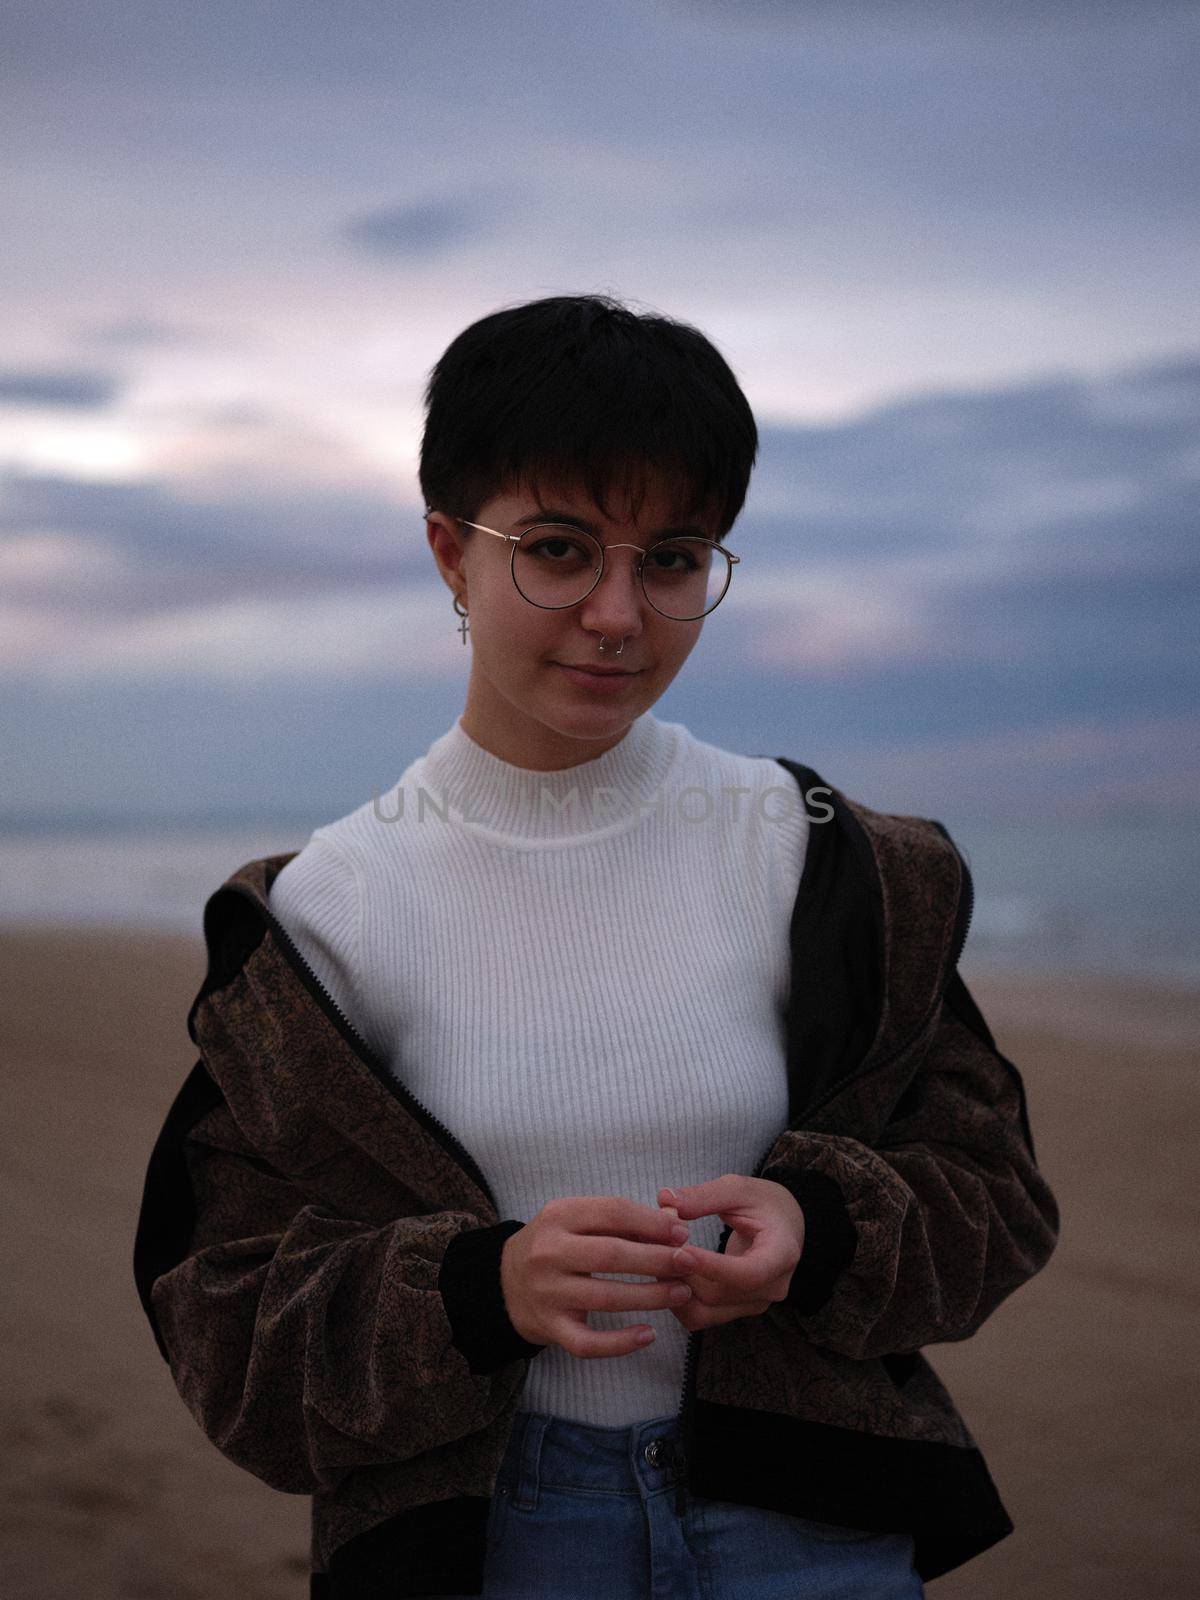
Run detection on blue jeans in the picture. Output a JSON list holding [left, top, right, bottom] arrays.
[[421, 1408, 925, 1599]]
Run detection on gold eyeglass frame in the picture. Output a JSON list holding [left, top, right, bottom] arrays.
[[433, 513, 741, 622]]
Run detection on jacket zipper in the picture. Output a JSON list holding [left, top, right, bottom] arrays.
[[668, 844, 974, 1518], [225, 884, 500, 1212]]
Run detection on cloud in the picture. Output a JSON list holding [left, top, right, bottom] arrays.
[[0, 529, 131, 594], [0, 582, 462, 686], [0, 368, 121, 409], [343, 197, 490, 259], [1, 348, 1195, 712], [1081, 355, 1200, 426], [0, 468, 425, 585], [73, 316, 201, 350], [709, 350, 1200, 684], [722, 565, 938, 670], [746, 354, 1200, 560]]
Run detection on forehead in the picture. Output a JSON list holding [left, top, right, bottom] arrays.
[[506, 464, 718, 531]]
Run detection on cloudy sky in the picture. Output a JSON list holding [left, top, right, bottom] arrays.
[[2, 0, 1197, 825]]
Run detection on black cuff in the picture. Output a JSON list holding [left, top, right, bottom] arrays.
[[761, 1168, 858, 1314], [438, 1219, 548, 1375]]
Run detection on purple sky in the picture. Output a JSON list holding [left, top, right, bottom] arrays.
[[2, 0, 1197, 823]]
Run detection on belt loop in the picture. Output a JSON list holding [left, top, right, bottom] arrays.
[[514, 1412, 549, 1512]]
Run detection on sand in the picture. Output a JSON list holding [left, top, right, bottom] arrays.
[[1, 925, 1196, 1598]]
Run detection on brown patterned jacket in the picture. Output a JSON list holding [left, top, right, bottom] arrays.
[[133, 759, 1060, 1595]]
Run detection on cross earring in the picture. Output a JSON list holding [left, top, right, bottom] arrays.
[[452, 594, 469, 644]]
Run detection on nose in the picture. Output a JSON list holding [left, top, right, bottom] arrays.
[[576, 542, 646, 639]]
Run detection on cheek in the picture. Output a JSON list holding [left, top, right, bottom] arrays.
[[486, 589, 557, 652], [479, 573, 527, 626]]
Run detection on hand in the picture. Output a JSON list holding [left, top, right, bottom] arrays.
[[656, 1175, 806, 1331], [500, 1195, 697, 1360]]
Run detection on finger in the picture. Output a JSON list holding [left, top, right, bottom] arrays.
[[556, 1315, 661, 1360], [656, 1175, 751, 1220], [671, 1242, 787, 1296], [566, 1235, 698, 1281], [574, 1277, 693, 1314], [671, 1297, 775, 1332], [563, 1196, 691, 1245]]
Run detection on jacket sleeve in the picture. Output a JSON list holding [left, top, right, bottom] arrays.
[[760, 968, 1060, 1360], [133, 1059, 546, 1496]]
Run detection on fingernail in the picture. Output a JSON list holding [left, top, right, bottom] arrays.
[[670, 1223, 690, 1244], [661, 1187, 679, 1204], [673, 1246, 694, 1267]]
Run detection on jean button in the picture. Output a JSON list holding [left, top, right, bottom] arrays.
[[644, 1438, 666, 1467]]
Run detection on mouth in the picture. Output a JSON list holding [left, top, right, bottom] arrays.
[[553, 662, 641, 683]]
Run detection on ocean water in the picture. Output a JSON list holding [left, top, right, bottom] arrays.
[[0, 815, 1198, 988], [943, 813, 1200, 987]]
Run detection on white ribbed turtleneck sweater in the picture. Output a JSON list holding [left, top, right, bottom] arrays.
[[268, 710, 809, 1427]]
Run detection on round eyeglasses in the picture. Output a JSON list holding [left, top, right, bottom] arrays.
[[442, 517, 740, 621]]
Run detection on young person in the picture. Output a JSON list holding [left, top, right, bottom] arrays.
[[134, 294, 1059, 1598]]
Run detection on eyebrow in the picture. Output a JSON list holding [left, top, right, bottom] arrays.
[[512, 509, 712, 541]]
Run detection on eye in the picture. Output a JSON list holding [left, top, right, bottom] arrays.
[[646, 540, 703, 574], [523, 526, 597, 565]]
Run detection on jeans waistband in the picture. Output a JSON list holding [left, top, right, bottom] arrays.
[[502, 1409, 687, 1513]]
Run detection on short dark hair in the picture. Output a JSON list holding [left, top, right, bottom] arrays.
[[418, 294, 758, 538]]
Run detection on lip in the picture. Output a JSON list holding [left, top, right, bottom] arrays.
[[554, 662, 641, 687]]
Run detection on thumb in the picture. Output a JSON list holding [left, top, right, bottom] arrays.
[[657, 1178, 742, 1220]]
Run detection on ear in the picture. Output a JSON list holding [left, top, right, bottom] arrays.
[[426, 514, 469, 590]]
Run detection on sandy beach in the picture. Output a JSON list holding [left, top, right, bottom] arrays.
[[2, 924, 1196, 1598]]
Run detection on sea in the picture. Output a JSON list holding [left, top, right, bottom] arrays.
[[1, 813, 1198, 989]]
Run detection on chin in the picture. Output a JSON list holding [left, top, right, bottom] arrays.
[[546, 697, 641, 738]]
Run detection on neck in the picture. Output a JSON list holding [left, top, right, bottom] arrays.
[[459, 674, 639, 771], [420, 709, 679, 844]]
